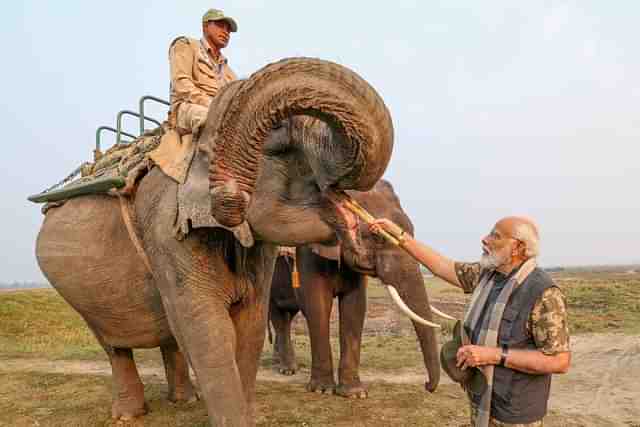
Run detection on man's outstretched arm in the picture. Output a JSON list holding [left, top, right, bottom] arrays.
[[370, 218, 462, 288]]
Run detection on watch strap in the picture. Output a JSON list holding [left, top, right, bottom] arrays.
[[499, 345, 509, 367]]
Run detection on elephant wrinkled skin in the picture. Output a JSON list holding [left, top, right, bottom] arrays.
[[35, 58, 394, 427], [269, 180, 440, 398]]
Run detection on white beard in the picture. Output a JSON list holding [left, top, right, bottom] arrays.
[[480, 249, 510, 270], [479, 253, 499, 269]]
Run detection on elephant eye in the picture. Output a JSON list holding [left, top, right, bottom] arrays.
[[272, 119, 288, 130], [264, 126, 291, 155]]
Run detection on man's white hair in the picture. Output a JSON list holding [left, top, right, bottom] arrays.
[[512, 219, 540, 258]]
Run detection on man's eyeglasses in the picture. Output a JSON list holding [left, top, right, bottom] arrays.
[[485, 230, 522, 245]]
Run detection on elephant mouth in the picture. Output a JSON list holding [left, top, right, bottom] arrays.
[[323, 190, 360, 245], [322, 191, 376, 272]]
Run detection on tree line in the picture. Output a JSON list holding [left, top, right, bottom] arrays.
[[0, 281, 50, 289]]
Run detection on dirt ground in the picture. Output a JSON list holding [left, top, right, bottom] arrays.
[[2, 333, 638, 426], [2, 274, 639, 426], [1, 322, 640, 427]]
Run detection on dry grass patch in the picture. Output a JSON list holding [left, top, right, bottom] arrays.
[[0, 289, 102, 359], [557, 274, 640, 334], [1, 270, 635, 426], [0, 371, 604, 427], [0, 370, 472, 427]]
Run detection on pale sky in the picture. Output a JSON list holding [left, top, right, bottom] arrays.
[[2, 1, 638, 282]]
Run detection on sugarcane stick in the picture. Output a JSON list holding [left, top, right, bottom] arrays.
[[342, 197, 402, 246], [341, 193, 456, 323]]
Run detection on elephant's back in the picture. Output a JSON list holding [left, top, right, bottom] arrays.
[[36, 195, 170, 348]]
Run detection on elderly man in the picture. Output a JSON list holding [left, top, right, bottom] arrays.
[[168, 8, 238, 135], [370, 216, 570, 427]]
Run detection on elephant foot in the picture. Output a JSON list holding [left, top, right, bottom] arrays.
[[111, 399, 149, 420], [306, 377, 336, 394], [168, 382, 198, 404], [335, 382, 368, 399], [278, 366, 297, 376]]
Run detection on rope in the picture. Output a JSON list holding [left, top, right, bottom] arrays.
[[118, 195, 153, 275]]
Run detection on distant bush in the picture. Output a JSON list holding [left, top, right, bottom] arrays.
[[544, 267, 565, 272], [0, 281, 50, 289]]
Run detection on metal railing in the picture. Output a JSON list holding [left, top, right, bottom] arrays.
[[94, 95, 169, 159], [139, 95, 170, 134], [95, 126, 136, 152], [116, 110, 162, 145]]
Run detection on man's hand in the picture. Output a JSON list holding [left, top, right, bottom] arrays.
[[369, 218, 463, 288], [456, 345, 500, 369], [369, 218, 404, 240]]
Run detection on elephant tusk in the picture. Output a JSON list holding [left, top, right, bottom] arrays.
[[385, 286, 441, 329], [429, 304, 456, 321]]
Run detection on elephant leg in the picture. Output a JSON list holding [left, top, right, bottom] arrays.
[[231, 288, 270, 418], [298, 249, 336, 393], [87, 326, 148, 420], [270, 306, 298, 375], [336, 273, 368, 399], [106, 347, 149, 420], [168, 295, 252, 427], [160, 340, 197, 403]]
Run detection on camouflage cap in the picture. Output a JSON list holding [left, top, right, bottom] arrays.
[[202, 8, 238, 32]]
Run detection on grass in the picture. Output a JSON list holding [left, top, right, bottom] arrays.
[[2, 272, 639, 365], [0, 290, 103, 360], [1, 271, 638, 426], [261, 334, 440, 373], [0, 370, 472, 427], [0, 371, 208, 427], [0, 371, 600, 427], [556, 275, 640, 334]]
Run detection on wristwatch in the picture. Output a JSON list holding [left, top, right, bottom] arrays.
[[499, 345, 509, 367]]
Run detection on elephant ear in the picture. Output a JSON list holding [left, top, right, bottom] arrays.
[[174, 148, 254, 247], [308, 243, 341, 262]]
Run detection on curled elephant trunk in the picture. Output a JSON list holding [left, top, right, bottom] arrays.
[[203, 58, 394, 227]]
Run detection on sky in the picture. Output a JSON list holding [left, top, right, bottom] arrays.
[[1, 1, 638, 282]]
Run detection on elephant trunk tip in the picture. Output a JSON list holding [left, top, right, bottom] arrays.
[[424, 380, 438, 393], [210, 180, 250, 227]]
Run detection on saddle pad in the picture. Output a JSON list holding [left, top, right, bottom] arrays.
[[174, 149, 254, 248], [148, 130, 196, 184]]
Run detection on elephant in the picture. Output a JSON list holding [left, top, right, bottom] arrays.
[[34, 59, 396, 426], [269, 180, 450, 399]]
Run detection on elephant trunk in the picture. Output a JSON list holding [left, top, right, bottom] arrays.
[[203, 58, 394, 227], [377, 254, 441, 392]]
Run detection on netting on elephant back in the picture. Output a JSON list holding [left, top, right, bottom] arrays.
[[29, 126, 171, 207], [92, 131, 163, 177], [75, 127, 164, 187]]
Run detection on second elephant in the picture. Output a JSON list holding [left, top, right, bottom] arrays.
[[269, 180, 449, 398]]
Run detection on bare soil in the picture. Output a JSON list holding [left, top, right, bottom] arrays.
[[3, 333, 638, 426], [2, 273, 639, 426]]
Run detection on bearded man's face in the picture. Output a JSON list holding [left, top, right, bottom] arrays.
[[480, 226, 518, 270]]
